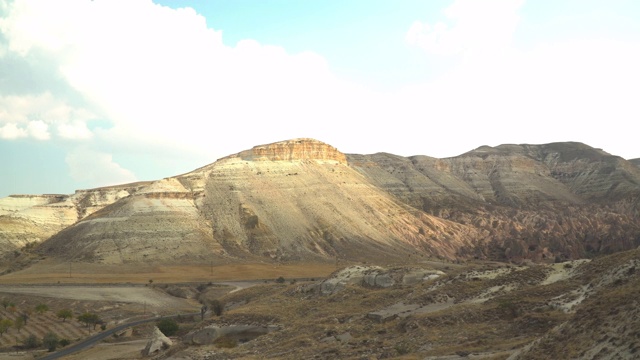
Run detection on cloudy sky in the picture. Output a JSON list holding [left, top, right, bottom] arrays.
[[1, 0, 639, 197]]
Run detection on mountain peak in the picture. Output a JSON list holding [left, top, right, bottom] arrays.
[[230, 138, 347, 163]]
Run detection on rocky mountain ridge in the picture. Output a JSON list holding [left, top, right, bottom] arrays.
[[1, 138, 639, 264]]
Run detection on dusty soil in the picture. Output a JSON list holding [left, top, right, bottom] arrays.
[[0, 286, 195, 309], [0, 259, 340, 285], [0, 260, 341, 358]]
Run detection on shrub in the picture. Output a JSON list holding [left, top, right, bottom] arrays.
[[214, 336, 237, 348], [23, 334, 39, 349], [0, 319, 13, 336], [43, 332, 59, 352], [56, 309, 73, 322], [77, 312, 101, 329], [35, 304, 49, 314], [276, 276, 285, 283], [157, 318, 179, 336], [59, 338, 71, 347], [209, 299, 224, 317]]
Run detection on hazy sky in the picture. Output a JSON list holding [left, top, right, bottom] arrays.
[[1, 0, 640, 197]]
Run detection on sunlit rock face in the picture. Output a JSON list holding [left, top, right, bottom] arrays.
[[234, 138, 348, 163], [3, 139, 640, 264], [0, 185, 144, 257]]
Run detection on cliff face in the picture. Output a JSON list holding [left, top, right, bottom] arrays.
[[0, 183, 148, 257], [3, 139, 640, 264], [233, 138, 347, 163]]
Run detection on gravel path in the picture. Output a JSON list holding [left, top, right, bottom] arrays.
[[0, 285, 190, 308]]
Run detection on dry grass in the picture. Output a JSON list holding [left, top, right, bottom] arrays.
[[0, 259, 340, 285]]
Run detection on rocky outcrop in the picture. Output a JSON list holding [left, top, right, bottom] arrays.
[[233, 138, 347, 163], [142, 327, 172, 356], [184, 324, 278, 345], [310, 266, 445, 295]]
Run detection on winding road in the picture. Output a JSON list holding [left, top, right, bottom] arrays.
[[38, 312, 200, 360]]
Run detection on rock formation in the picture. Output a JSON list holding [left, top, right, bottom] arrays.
[[2, 138, 639, 264], [142, 326, 172, 356]]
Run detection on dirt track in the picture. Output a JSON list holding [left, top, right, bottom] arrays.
[[0, 285, 195, 309]]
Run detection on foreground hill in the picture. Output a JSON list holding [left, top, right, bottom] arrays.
[[139, 247, 640, 360], [1, 139, 639, 265]]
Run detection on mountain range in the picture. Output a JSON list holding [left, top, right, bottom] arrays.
[[1, 138, 639, 265]]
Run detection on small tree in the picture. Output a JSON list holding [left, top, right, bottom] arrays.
[[13, 316, 24, 332], [0, 319, 13, 336], [0, 299, 10, 310], [156, 318, 179, 337], [56, 309, 73, 322], [77, 312, 101, 329], [20, 313, 29, 325], [209, 299, 224, 317], [42, 332, 59, 352], [22, 334, 39, 349], [35, 304, 49, 314]]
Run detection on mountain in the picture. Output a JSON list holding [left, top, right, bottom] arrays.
[[1, 139, 639, 265]]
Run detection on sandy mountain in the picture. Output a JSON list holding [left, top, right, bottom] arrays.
[[2, 138, 639, 265], [350, 142, 640, 262], [35, 139, 478, 264]]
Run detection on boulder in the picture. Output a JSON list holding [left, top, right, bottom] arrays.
[[142, 327, 172, 356]]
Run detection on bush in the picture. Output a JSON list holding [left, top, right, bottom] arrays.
[[209, 299, 224, 317], [22, 334, 39, 349], [43, 332, 59, 352], [59, 338, 71, 347], [56, 309, 73, 322], [157, 318, 179, 337], [214, 335, 237, 348], [276, 276, 285, 283], [35, 304, 49, 314]]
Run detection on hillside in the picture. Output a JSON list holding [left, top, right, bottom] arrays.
[[1, 138, 639, 265], [155, 247, 640, 359]]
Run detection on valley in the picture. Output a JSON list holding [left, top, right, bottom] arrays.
[[0, 138, 639, 359]]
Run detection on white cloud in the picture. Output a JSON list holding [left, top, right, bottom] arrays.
[[1, 0, 639, 190], [26, 119, 49, 140], [404, 0, 640, 158], [66, 148, 137, 188], [0, 123, 27, 139], [406, 0, 525, 56], [0, 92, 94, 140], [57, 120, 92, 140], [0, 0, 364, 158]]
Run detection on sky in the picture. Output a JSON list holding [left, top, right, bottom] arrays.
[[1, 0, 640, 197]]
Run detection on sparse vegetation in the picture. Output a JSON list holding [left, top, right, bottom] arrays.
[[0, 299, 10, 310], [35, 303, 49, 314], [0, 319, 13, 336], [42, 331, 59, 352], [157, 318, 179, 336], [209, 299, 224, 317], [77, 312, 101, 329], [13, 316, 24, 332], [214, 335, 237, 348], [22, 334, 39, 349], [56, 308, 73, 322]]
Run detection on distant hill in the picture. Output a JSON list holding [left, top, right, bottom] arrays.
[[2, 138, 639, 265]]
